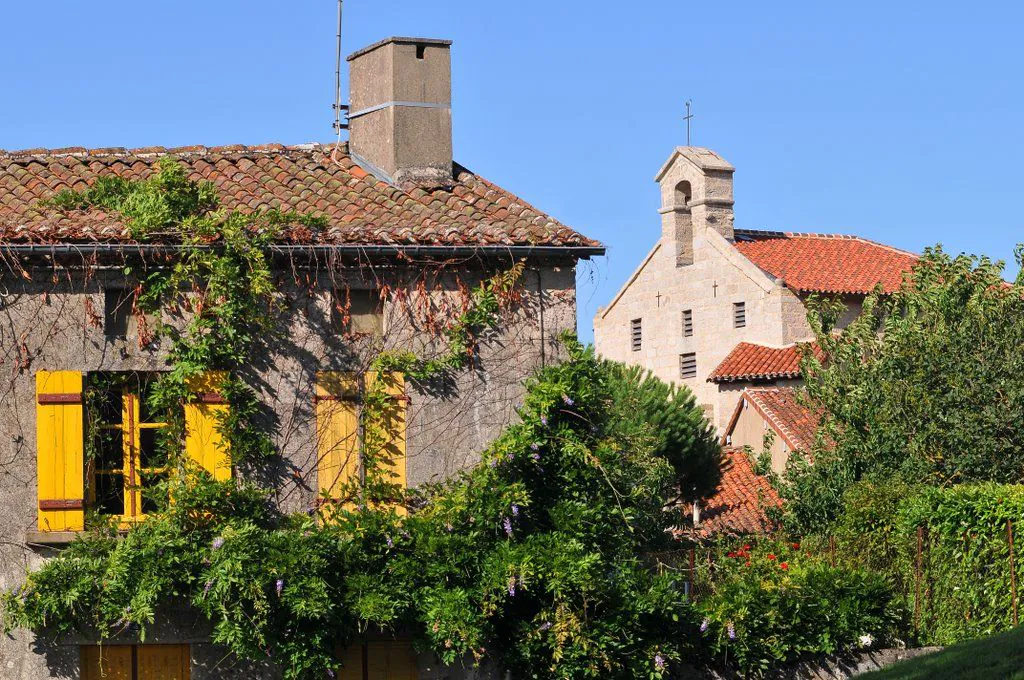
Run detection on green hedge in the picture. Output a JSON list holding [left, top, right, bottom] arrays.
[[833, 482, 1024, 646]]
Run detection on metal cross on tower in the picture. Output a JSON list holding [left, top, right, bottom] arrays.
[[684, 100, 694, 146]]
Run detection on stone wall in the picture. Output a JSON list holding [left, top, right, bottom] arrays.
[[0, 255, 575, 679], [594, 224, 790, 431]]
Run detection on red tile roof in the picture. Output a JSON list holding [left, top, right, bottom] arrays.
[[695, 447, 782, 536], [0, 143, 602, 251], [708, 341, 820, 383], [734, 229, 917, 294], [730, 387, 822, 451]]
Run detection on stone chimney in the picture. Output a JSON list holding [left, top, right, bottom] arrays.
[[347, 37, 454, 188], [654, 147, 735, 267]]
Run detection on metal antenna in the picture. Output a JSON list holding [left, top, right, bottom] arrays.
[[683, 100, 693, 146], [332, 0, 349, 134]]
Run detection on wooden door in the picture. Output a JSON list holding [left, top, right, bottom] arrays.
[[137, 645, 190, 680], [81, 645, 190, 680], [81, 646, 132, 680]]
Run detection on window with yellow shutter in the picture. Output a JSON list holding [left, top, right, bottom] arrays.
[[35, 369, 235, 532], [316, 371, 407, 514]]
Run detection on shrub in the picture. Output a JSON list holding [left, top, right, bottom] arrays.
[[696, 540, 903, 676]]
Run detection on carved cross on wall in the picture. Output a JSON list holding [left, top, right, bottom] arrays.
[[712, 280, 718, 298], [655, 292, 663, 308]]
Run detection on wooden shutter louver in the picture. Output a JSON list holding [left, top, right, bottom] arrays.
[[630, 318, 642, 351], [680, 352, 698, 380], [733, 301, 746, 328], [185, 372, 231, 481], [682, 309, 694, 337], [36, 370, 85, 532]]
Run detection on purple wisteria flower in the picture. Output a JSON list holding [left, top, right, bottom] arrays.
[[276, 579, 284, 597], [386, 535, 394, 549], [511, 504, 520, 517], [700, 618, 709, 632], [204, 581, 213, 596], [539, 621, 552, 632], [727, 622, 736, 640], [531, 452, 541, 463], [506, 452, 514, 462], [326, 669, 336, 679], [540, 416, 548, 426], [211, 537, 224, 550], [503, 516, 514, 537], [530, 443, 539, 451], [562, 394, 574, 406], [507, 576, 517, 597], [654, 653, 666, 672], [489, 458, 499, 468]]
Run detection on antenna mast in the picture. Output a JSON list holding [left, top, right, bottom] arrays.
[[332, 0, 349, 134]]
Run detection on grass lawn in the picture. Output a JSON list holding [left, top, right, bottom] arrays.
[[861, 626, 1024, 679]]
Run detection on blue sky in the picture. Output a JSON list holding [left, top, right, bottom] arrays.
[[3, 1, 1021, 341]]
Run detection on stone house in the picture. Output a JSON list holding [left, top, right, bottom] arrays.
[[0, 37, 602, 680], [593, 145, 918, 438]]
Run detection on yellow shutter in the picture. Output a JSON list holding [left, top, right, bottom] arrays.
[[366, 371, 408, 513], [137, 644, 191, 680], [81, 645, 132, 680], [36, 370, 85, 532], [184, 372, 231, 481], [316, 372, 361, 504]]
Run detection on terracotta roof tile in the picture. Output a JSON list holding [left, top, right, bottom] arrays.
[[708, 341, 821, 383], [0, 143, 602, 251], [734, 229, 917, 294], [696, 447, 782, 536], [738, 387, 821, 451]]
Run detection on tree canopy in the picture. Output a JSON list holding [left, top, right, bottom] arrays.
[[781, 245, 1024, 532]]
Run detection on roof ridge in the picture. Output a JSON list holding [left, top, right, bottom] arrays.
[[734, 228, 919, 259], [0, 141, 343, 160]]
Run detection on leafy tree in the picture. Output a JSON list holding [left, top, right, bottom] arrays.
[[781, 245, 1024, 532]]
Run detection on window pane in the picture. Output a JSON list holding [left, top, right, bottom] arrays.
[[104, 289, 132, 338], [93, 385, 122, 425], [139, 428, 167, 469], [95, 472, 125, 516], [94, 429, 123, 471], [140, 470, 168, 514]]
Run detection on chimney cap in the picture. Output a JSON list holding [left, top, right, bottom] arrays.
[[348, 36, 453, 62]]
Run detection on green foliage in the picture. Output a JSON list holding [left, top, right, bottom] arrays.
[[4, 339, 719, 680], [833, 482, 1024, 647], [780, 246, 1024, 532], [601, 361, 721, 501], [697, 540, 903, 676]]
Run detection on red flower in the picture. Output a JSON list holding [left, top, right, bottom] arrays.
[[792, 543, 800, 550], [727, 551, 737, 558], [766, 554, 776, 561], [743, 544, 751, 551], [745, 561, 751, 567], [780, 562, 789, 570]]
